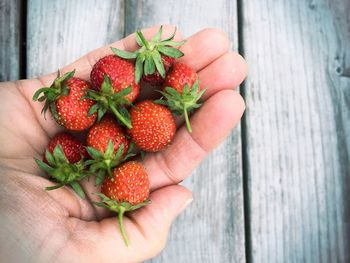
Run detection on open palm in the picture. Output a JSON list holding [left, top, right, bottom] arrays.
[[0, 26, 247, 263]]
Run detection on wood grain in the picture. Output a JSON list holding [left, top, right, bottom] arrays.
[[241, 0, 350, 262], [0, 0, 21, 81], [125, 1, 245, 262], [26, 0, 124, 78]]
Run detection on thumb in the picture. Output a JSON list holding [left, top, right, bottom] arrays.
[[128, 184, 193, 259], [64, 185, 193, 263]]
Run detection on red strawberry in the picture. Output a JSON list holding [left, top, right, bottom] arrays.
[[96, 161, 150, 245], [86, 115, 132, 185], [33, 70, 97, 131], [162, 63, 197, 93], [158, 62, 205, 133], [128, 100, 176, 152], [46, 132, 86, 163], [87, 115, 129, 155], [35, 132, 90, 199], [102, 161, 150, 205], [112, 25, 185, 84], [142, 55, 175, 85], [90, 55, 139, 103], [88, 55, 140, 128]]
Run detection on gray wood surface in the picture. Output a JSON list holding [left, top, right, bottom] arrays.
[[125, 1, 245, 262], [27, 0, 124, 78], [4, 0, 349, 262], [0, 0, 21, 81], [242, 0, 350, 262]]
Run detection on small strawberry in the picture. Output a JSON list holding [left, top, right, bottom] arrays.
[[163, 63, 197, 92], [32, 70, 97, 131], [157, 63, 206, 133], [85, 115, 133, 185], [128, 100, 176, 152], [45, 132, 86, 163], [102, 161, 150, 205], [87, 115, 129, 154], [112, 25, 185, 84], [95, 161, 150, 246], [35, 132, 90, 199], [142, 55, 175, 85], [90, 55, 139, 103], [88, 55, 140, 128]]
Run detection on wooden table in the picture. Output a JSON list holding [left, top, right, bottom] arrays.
[[1, 0, 349, 262]]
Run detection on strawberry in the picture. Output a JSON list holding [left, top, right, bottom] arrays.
[[95, 161, 150, 245], [163, 63, 197, 93], [87, 115, 129, 154], [35, 132, 90, 199], [86, 115, 133, 185], [157, 63, 206, 133], [32, 70, 97, 131], [142, 55, 175, 85], [102, 161, 150, 205], [90, 55, 139, 103], [112, 25, 185, 84], [128, 100, 176, 152], [88, 55, 140, 128], [45, 132, 86, 163]]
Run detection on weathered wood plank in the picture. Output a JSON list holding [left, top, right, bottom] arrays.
[[27, 0, 124, 78], [125, 1, 245, 263], [242, 0, 350, 262], [0, 0, 21, 81]]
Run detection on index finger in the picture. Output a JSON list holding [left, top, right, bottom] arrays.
[[38, 25, 183, 86]]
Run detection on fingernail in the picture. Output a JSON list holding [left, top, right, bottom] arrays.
[[178, 198, 193, 215]]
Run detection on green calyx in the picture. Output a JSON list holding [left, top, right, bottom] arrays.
[[85, 140, 136, 186], [32, 70, 75, 120], [94, 193, 151, 246], [111, 25, 186, 84], [34, 144, 89, 199], [86, 75, 132, 129], [155, 79, 206, 133]]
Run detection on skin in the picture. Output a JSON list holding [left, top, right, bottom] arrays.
[[0, 25, 247, 263]]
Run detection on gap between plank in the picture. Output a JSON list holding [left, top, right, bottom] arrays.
[[237, 0, 252, 262], [122, 0, 127, 38], [19, 0, 27, 79]]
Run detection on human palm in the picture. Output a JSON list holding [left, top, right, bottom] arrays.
[[0, 26, 247, 263]]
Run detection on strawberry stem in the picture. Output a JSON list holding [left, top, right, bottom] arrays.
[[105, 161, 113, 178], [118, 206, 129, 246], [102, 158, 113, 178], [109, 104, 132, 129], [183, 106, 192, 133], [136, 31, 151, 50]]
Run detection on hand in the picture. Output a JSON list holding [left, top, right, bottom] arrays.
[[0, 25, 247, 263]]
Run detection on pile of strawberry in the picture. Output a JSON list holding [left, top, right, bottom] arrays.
[[32, 26, 205, 246]]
